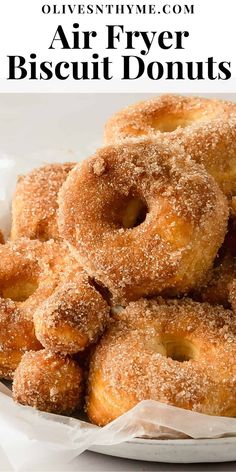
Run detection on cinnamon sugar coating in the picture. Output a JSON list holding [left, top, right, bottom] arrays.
[[13, 350, 83, 414], [0, 238, 82, 378], [11, 162, 75, 241], [34, 274, 110, 355], [0, 239, 47, 379], [176, 118, 236, 198], [0, 299, 41, 380], [58, 138, 228, 304], [104, 95, 236, 197], [87, 298, 236, 426]]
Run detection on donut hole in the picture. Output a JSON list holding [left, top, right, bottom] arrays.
[[153, 337, 198, 362], [121, 198, 148, 229], [165, 339, 197, 362], [1, 278, 39, 302], [150, 111, 215, 133]]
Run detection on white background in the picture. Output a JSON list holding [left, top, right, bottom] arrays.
[[0, 0, 235, 92], [0, 92, 236, 158]]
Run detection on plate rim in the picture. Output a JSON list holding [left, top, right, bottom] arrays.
[[128, 436, 236, 446]]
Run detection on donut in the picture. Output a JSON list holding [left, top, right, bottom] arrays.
[[0, 299, 41, 379], [0, 238, 70, 317], [34, 274, 110, 355], [13, 350, 83, 414], [104, 95, 236, 143], [11, 162, 75, 241], [178, 118, 236, 199], [0, 239, 53, 378], [0, 238, 77, 378], [0, 239, 56, 317], [87, 298, 236, 425], [104, 95, 236, 198], [58, 139, 228, 304]]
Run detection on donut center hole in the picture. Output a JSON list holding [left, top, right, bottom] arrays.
[[165, 339, 197, 362], [122, 198, 148, 228], [153, 337, 198, 362], [150, 111, 216, 133], [2, 278, 39, 302]]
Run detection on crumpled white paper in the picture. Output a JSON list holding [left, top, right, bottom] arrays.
[[1, 152, 236, 471]]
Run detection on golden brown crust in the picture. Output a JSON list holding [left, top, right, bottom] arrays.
[[0, 299, 41, 379], [58, 138, 228, 304], [177, 118, 236, 198], [87, 299, 236, 425], [34, 275, 110, 355], [13, 350, 83, 414], [104, 95, 236, 142], [0, 238, 83, 378], [0, 239, 71, 317], [104, 95, 236, 197], [11, 162, 75, 241], [0, 239, 54, 378]]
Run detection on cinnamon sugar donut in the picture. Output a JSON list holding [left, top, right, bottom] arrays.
[[104, 95, 236, 197], [0, 238, 75, 378], [87, 299, 236, 425], [0, 239, 57, 319], [34, 274, 110, 355], [13, 350, 83, 414], [178, 118, 236, 198], [58, 139, 228, 304], [11, 162, 75, 241], [0, 299, 41, 379]]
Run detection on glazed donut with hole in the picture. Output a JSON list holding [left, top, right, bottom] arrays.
[[13, 350, 83, 414], [104, 95, 236, 198], [11, 162, 75, 241], [58, 139, 228, 304], [87, 298, 236, 426]]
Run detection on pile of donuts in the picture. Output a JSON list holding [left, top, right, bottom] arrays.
[[2, 94, 236, 425]]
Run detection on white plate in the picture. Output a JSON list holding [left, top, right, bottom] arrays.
[[89, 437, 236, 463]]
